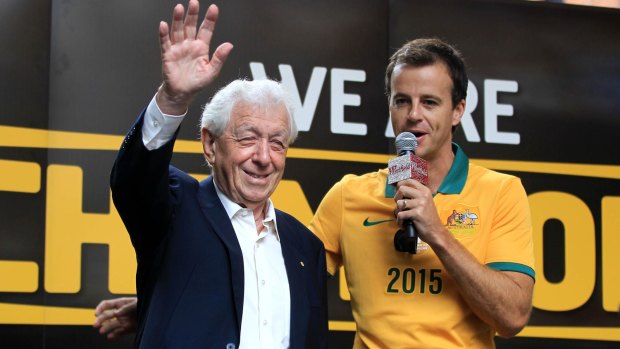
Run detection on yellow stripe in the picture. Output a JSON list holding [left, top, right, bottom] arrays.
[[520, 326, 620, 341], [0, 306, 617, 342], [328, 320, 620, 341], [1, 125, 618, 180], [0, 303, 94, 325], [471, 159, 620, 180], [0, 159, 41, 193], [329, 320, 356, 331], [0, 261, 38, 292]]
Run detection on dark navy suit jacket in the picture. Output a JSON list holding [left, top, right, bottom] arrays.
[[110, 113, 328, 348]]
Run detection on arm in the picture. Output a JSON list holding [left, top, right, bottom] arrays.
[[93, 297, 138, 340], [111, 0, 233, 252], [394, 179, 534, 337]]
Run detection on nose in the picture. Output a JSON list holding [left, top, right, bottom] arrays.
[[408, 101, 422, 122], [253, 139, 271, 166]]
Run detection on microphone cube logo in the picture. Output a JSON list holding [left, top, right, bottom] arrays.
[[387, 153, 428, 185]]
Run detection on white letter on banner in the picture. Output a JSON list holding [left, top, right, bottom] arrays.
[[461, 81, 481, 142], [330, 68, 367, 135], [484, 79, 520, 145], [249, 62, 327, 132]]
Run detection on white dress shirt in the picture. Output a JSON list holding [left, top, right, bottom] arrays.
[[215, 184, 291, 349], [141, 95, 292, 349]]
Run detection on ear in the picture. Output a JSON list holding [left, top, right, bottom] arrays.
[[201, 128, 216, 165], [451, 99, 466, 127]]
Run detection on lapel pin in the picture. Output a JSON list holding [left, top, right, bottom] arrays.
[[300, 261, 305, 267]]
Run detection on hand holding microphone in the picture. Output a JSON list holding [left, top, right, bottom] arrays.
[[388, 132, 428, 254]]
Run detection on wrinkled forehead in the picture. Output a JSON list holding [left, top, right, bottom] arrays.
[[228, 100, 290, 133]]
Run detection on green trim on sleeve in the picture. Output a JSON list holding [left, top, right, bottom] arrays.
[[487, 262, 536, 280]]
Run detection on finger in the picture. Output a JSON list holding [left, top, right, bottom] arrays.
[[395, 178, 423, 191], [183, 0, 199, 39], [93, 314, 107, 328], [115, 303, 133, 316], [95, 309, 116, 327], [196, 4, 219, 48], [94, 300, 110, 315], [170, 3, 185, 44], [396, 207, 416, 226], [159, 21, 171, 55], [206, 42, 234, 77], [107, 326, 127, 340], [394, 180, 425, 202], [99, 317, 119, 335]]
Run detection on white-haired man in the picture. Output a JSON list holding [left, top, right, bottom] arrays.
[[108, 1, 327, 348]]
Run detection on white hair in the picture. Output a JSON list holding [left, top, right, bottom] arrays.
[[200, 79, 298, 144]]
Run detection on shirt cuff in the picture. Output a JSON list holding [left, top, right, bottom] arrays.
[[142, 94, 187, 150]]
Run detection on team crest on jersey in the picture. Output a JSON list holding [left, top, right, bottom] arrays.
[[443, 205, 480, 235]]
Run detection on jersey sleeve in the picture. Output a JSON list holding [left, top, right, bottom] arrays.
[[485, 176, 536, 280], [308, 179, 345, 276]]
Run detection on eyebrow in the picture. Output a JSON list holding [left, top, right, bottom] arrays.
[[234, 124, 289, 139], [391, 91, 443, 102]]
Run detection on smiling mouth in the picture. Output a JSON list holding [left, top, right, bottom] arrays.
[[244, 170, 269, 179]]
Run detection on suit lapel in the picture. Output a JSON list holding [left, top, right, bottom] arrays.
[[197, 177, 244, 332], [276, 211, 309, 348]]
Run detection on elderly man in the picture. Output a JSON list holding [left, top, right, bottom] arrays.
[[109, 1, 327, 348]]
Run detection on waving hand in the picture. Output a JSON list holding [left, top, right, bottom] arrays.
[[156, 1, 233, 114]]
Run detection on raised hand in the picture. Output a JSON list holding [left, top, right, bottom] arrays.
[[156, 0, 233, 114]]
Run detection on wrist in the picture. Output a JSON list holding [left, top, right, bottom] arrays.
[[426, 226, 454, 253], [156, 83, 192, 115]]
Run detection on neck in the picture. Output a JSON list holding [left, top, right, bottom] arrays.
[[247, 202, 267, 235], [426, 151, 454, 194], [251, 204, 266, 221]]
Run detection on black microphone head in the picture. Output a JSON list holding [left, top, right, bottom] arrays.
[[395, 132, 418, 155]]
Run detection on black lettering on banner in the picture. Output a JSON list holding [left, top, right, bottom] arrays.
[[387, 267, 443, 294]]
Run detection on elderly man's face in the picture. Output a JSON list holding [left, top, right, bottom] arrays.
[[202, 101, 290, 210]]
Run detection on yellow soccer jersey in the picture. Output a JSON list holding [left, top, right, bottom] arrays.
[[308, 144, 535, 349]]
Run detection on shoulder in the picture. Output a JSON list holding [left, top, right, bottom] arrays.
[[168, 166, 199, 184], [313, 169, 388, 218], [330, 169, 387, 194], [468, 162, 522, 186], [339, 168, 386, 184], [276, 209, 324, 247], [467, 163, 527, 201], [167, 166, 201, 198]]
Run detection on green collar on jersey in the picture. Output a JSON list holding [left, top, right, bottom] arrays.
[[384, 143, 469, 198]]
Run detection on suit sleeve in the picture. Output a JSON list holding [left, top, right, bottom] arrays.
[[110, 110, 179, 261], [315, 240, 329, 349]]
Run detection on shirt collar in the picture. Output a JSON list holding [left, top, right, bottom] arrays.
[[384, 142, 469, 197], [213, 177, 280, 239]]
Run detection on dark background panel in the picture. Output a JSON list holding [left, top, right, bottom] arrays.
[[0, 0, 50, 128], [389, 0, 620, 165], [48, 0, 170, 136], [1, 0, 619, 348], [0, 325, 133, 349], [47, 0, 391, 155], [507, 170, 620, 328], [496, 336, 620, 349]]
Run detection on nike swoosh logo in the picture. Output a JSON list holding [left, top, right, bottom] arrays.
[[363, 217, 394, 227]]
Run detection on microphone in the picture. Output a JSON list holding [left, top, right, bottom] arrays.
[[388, 132, 428, 254]]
